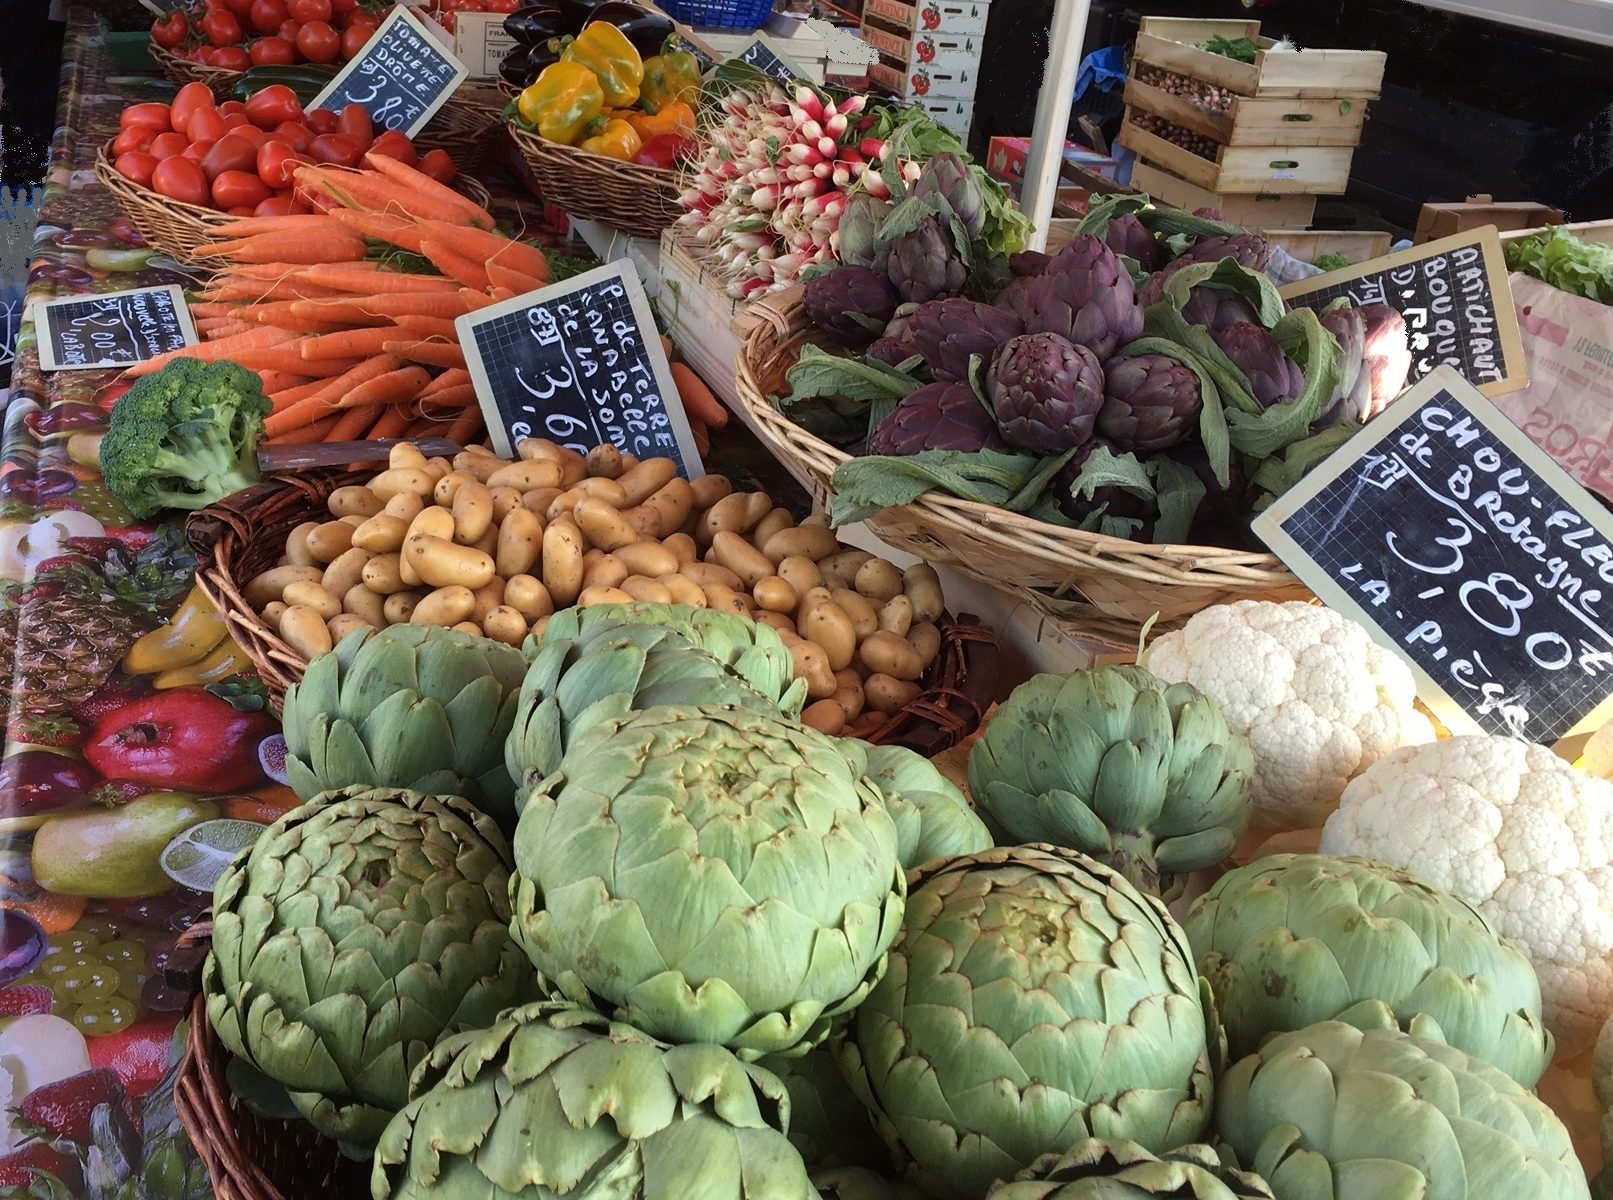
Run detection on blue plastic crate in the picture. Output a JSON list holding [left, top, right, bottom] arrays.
[[660, 0, 775, 32]]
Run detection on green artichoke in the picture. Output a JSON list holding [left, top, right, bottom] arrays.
[[860, 742, 992, 870], [761, 1044, 887, 1172], [837, 845, 1217, 1200], [526, 603, 807, 717], [373, 1003, 816, 1200], [281, 626, 528, 829], [812, 1167, 930, 1200], [967, 667, 1253, 896], [1186, 854, 1553, 1085], [205, 787, 534, 1151], [511, 704, 905, 1060], [1215, 1022, 1590, 1200], [505, 616, 785, 791], [986, 1139, 1274, 1199]]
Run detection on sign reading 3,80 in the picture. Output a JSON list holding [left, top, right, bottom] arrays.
[[1255, 366, 1613, 750], [309, 6, 468, 138]]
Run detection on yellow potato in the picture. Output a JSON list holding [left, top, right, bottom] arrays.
[[352, 514, 409, 554], [574, 497, 639, 552], [697, 492, 752, 544], [776, 556, 823, 597], [470, 578, 506, 626], [679, 561, 744, 591], [753, 609, 794, 633], [865, 673, 922, 715], [425, 456, 453, 477], [689, 473, 733, 510], [338, 514, 368, 529], [750, 508, 795, 552], [517, 437, 565, 462], [453, 451, 501, 482], [663, 532, 698, 565], [800, 512, 831, 530], [818, 549, 873, 590], [657, 574, 707, 609], [260, 600, 287, 626], [490, 485, 523, 522], [280, 604, 333, 660], [830, 588, 879, 639], [504, 574, 555, 622], [879, 594, 914, 637], [801, 698, 847, 736], [369, 467, 436, 501], [616, 458, 678, 507], [486, 459, 564, 492], [383, 491, 425, 523], [361, 553, 407, 596], [859, 631, 925, 681], [483, 605, 529, 646], [586, 442, 624, 479], [583, 554, 629, 591], [558, 451, 590, 488], [545, 486, 587, 523], [327, 614, 372, 644], [609, 541, 675, 579], [711, 531, 775, 589], [752, 576, 798, 614], [305, 520, 355, 564], [579, 585, 635, 607], [740, 492, 772, 530], [451, 621, 483, 637], [495, 508, 543, 578], [403, 534, 497, 591], [411, 585, 476, 627], [389, 442, 428, 470], [451, 481, 494, 546], [831, 670, 865, 720], [542, 520, 585, 607], [327, 486, 385, 519], [908, 621, 942, 669], [343, 584, 387, 628], [398, 550, 422, 588], [903, 564, 945, 623], [382, 590, 424, 625], [854, 557, 904, 603], [244, 564, 322, 609], [794, 586, 833, 628], [620, 575, 674, 604], [530, 614, 551, 641], [576, 476, 629, 507], [283, 580, 341, 622], [788, 641, 837, 700], [407, 506, 456, 543], [762, 526, 839, 564], [802, 599, 857, 671], [633, 477, 694, 538], [284, 521, 320, 567], [432, 470, 477, 508], [702, 583, 751, 617]]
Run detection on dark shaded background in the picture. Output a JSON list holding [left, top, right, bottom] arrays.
[[0, 0, 66, 191]]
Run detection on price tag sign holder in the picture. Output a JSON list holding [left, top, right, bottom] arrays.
[[723, 34, 809, 86], [457, 261, 704, 477], [1255, 365, 1613, 756], [309, 6, 468, 139], [36, 284, 197, 372]]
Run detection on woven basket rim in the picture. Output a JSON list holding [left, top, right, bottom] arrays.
[[95, 141, 231, 227], [505, 119, 682, 239], [505, 119, 681, 183], [150, 41, 245, 91], [731, 293, 1301, 583]]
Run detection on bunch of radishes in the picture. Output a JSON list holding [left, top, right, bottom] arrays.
[[677, 86, 919, 299]]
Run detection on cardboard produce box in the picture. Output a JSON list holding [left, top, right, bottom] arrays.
[[985, 137, 1127, 197], [1415, 195, 1567, 244], [863, 0, 990, 37]]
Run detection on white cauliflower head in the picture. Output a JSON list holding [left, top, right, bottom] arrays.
[[1142, 600, 1434, 827], [1321, 734, 1613, 1059]]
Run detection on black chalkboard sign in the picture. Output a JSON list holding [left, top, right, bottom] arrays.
[[456, 262, 704, 477], [1254, 366, 1613, 750], [36, 285, 197, 372], [1280, 228, 1527, 400], [309, 7, 467, 138], [728, 35, 806, 86]]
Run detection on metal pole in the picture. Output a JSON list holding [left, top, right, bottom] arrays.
[[1019, 0, 1093, 251]]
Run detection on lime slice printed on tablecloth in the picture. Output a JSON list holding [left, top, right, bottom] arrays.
[[160, 819, 269, 893]]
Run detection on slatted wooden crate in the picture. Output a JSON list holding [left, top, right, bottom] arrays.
[[1119, 119, 1355, 195], [1132, 17, 1386, 100], [1124, 74, 1368, 148], [1131, 160, 1317, 229]]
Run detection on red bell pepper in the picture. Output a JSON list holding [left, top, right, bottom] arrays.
[[633, 133, 696, 170]]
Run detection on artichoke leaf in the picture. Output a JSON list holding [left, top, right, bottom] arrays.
[[1149, 453, 1207, 545], [828, 449, 1051, 526], [780, 346, 924, 409], [1249, 421, 1360, 509], [1225, 307, 1342, 461], [1003, 446, 1077, 514], [1160, 259, 1287, 329], [876, 195, 943, 245], [1072, 193, 1152, 238]]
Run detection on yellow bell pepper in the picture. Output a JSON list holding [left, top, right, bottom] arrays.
[[122, 582, 228, 674], [578, 118, 643, 161], [154, 636, 250, 689], [640, 42, 701, 115], [517, 62, 605, 145], [561, 22, 644, 109], [625, 101, 695, 142]]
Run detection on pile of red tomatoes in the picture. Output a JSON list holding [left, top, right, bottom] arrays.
[[149, 0, 388, 70]]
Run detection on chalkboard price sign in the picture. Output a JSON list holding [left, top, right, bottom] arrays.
[[1280, 228, 1527, 400], [36, 285, 197, 372], [456, 262, 704, 477], [309, 7, 467, 139], [729, 36, 806, 85], [1254, 366, 1613, 750]]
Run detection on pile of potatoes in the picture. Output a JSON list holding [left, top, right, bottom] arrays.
[[245, 439, 952, 737]]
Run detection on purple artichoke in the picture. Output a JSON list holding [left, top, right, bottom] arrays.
[[1181, 286, 1261, 333], [912, 152, 986, 240], [1211, 322, 1304, 408], [1009, 250, 1054, 277], [886, 215, 968, 305], [835, 193, 893, 270], [802, 266, 900, 347], [1164, 441, 1248, 539], [996, 235, 1143, 359], [1136, 258, 1193, 310], [1097, 354, 1203, 452], [987, 332, 1105, 453], [865, 309, 917, 367], [868, 381, 1008, 455], [1053, 437, 1157, 537], [1176, 233, 1273, 271], [1318, 304, 1370, 424], [1361, 303, 1414, 417], [904, 298, 1024, 382], [1103, 213, 1167, 272]]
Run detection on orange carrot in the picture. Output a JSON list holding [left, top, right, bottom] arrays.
[[670, 362, 728, 429], [445, 406, 484, 445], [196, 319, 255, 339], [285, 298, 392, 326], [268, 377, 334, 410], [484, 287, 516, 303], [327, 208, 426, 254], [335, 365, 432, 410], [418, 383, 474, 409], [384, 339, 466, 370], [407, 414, 457, 438], [485, 262, 546, 296], [193, 228, 367, 264], [208, 214, 342, 239], [122, 327, 296, 377], [209, 262, 321, 280], [367, 406, 415, 439], [328, 404, 381, 440], [301, 326, 410, 362], [419, 367, 471, 396], [241, 347, 367, 376], [417, 221, 549, 280], [458, 288, 502, 310], [201, 278, 347, 304], [362, 292, 475, 320], [361, 153, 496, 229], [692, 421, 709, 457], [395, 315, 459, 340], [265, 353, 407, 434], [296, 164, 479, 228], [302, 264, 456, 294], [187, 301, 246, 320], [417, 238, 492, 291], [257, 369, 313, 394], [265, 414, 341, 445]]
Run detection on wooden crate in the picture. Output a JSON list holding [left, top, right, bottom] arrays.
[[1133, 17, 1386, 100], [1414, 195, 1567, 244], [1119, 114, 1356, 194], [1132, 160, 1317, 229], [1124, 74, 1368, 148], [1262, 229, 1393, 265], [657, 230, 748, 424]]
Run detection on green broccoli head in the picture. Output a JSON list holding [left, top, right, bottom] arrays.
[[99, 358, 270, 520]]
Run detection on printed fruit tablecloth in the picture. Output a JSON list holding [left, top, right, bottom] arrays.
[[0, 12, 285, 1197]]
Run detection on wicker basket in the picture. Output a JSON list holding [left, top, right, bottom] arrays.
[[733, 295, 1309, 628], [187, 470, 999, 753], [506, 121, 681, 239], [94, 144, 233, 262], [418, 90, 504, 178], [176, 995, 364, 1200], [150, 42, 244, 98]]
